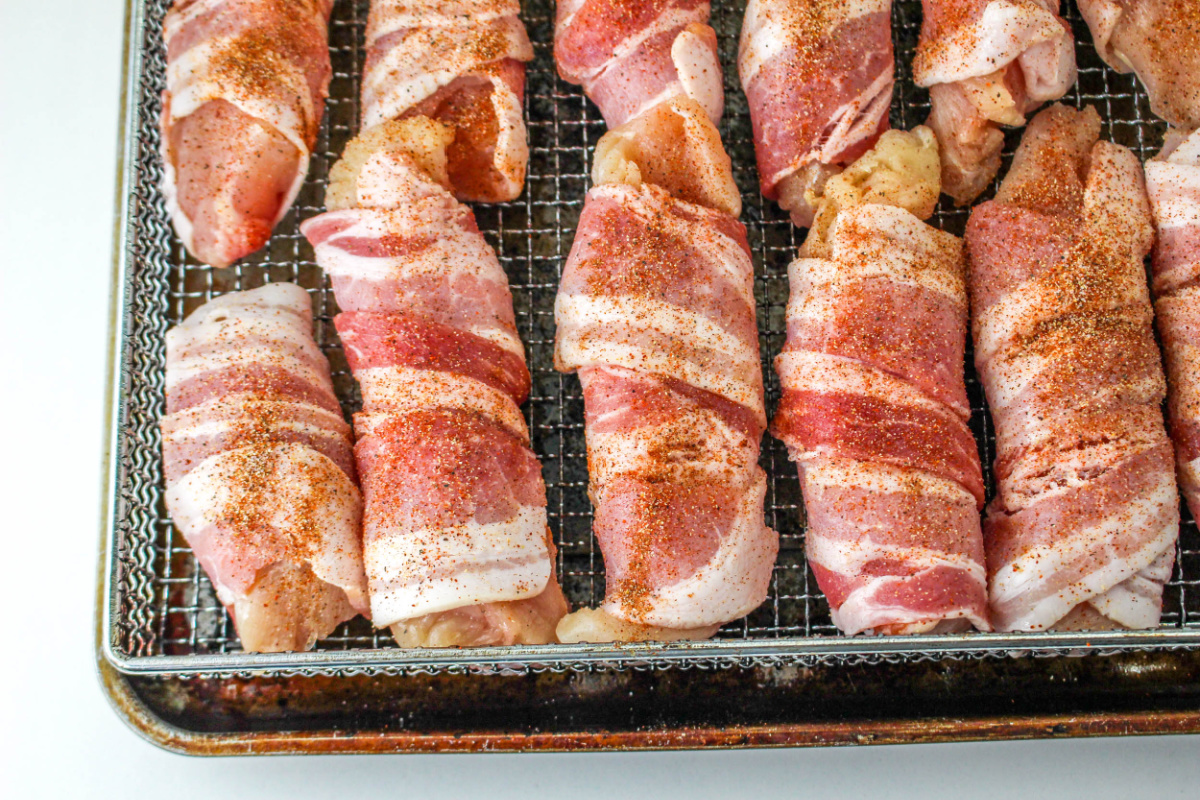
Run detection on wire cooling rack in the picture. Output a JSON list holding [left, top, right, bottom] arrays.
[[103, 0, 1200, 677]]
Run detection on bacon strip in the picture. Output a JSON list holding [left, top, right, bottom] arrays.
[[738, 0, 895, 227], [301, 125, 565, 646], [363, 0, 534, 202], [161, 283, 368, 652], [555, 0, 725, 127], [773, 188, 989, 635], [965, 104, 1178, 632], [161, 0, 333, 267], [1080, 0, 1200, 130], [1146, 128, 1200, 522], [914, 0, 1076, 204]]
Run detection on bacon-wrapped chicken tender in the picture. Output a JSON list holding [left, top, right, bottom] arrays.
[[363, 0, 534, 202], [302, 119, 566, 647], [162, 0, 333, 267], [914, 0, 1076, 204], [965, 104, 1178, 631], [555, 0, 725, 128], [738, 0, 895, 227], [550, 97, 778, 642], [773, 127, 991, 634], [1146, 128, 1200, 523], [161, 283, 368, 652], [554, 182, 777, 640]]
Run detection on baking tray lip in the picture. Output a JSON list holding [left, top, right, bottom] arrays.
[[99, 0, 145, 681], [102, 628, 1200, 678], [99, 0, 1200, 681], [92, 654, 1200, 755]]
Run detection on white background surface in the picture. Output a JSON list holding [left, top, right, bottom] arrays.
[[2, 1, 1198, 796]]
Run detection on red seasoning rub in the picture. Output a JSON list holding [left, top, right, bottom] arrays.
[[772, 127, 991, 635], [161, 283, 368, 653], [913, 0, 1076, 204], [1145, 128, 1200, 522], [1081, 0, 1200, 129], [965, 104, 1178, 632], [738, 0, 895, 227], [362, 0, 534, 202], [161, 0, 334, 267], [302, 118, 566, 647]]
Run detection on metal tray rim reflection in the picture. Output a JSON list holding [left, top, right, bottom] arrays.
[[101, 629, 1200, 678]]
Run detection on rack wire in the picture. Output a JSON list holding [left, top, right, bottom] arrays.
[[104, 0, 1200, 676]]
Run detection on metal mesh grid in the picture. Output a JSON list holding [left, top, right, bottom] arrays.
[[106, 0, 1200, 671]]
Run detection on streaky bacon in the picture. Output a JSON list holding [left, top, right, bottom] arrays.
[[1080, 0, 1200, 129], [914, 0, 1076, 204], [965, 104, 1178, 632], [737, 0, 895, 226], [362, 0, 534, 202], [161, 0, 333, 267], [1146, 128, 1200, 522], [161, 283, 368, 652], [555, 183, 763, 412], [301, 130, 565, 646], [554, 0, 724, 128], [772, 199, 990, 635]]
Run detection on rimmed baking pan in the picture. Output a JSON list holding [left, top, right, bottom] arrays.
[[98, 0, 1200, 751]]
